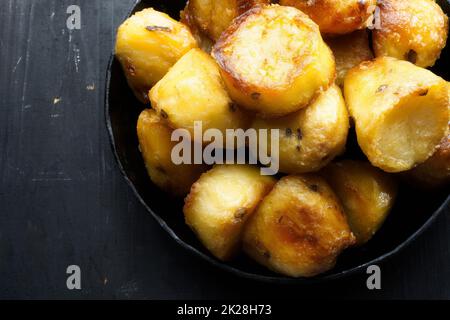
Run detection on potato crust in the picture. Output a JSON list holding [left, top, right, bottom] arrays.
[[326, 30, 373, 87], [136, 109, 209, 196], [183, 0, 270, 41], [373, 0, 449, 68], [243, 175, 355, 277], [323, 160, 398, 246], [149, 48, 249, 144], [344, 57, 449, 173], [212, 5, 335, 118], [183, 165, 276, 261], [115, 8, 197, 103], [406, 132, 450, 188], [252, 85, 349, 174], [280, 0, 377, 35]]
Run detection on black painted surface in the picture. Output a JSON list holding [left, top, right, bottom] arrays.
[[0, 0, 449, 299]]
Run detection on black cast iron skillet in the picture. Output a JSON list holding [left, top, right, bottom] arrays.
[[105, 0, 450, 284]]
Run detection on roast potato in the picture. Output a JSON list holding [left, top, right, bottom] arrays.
[[252, 85, 349, 174], [183, 0, 270, 41], [344, 57, 449, 173], [115, 8, 197, 103], [280, 0, 377, 35], [212, 5, 335, 118], [243, 175, 355, 277], [137, 109, 209, 196], [406, 84, 450, 188], [184, 165, 276, 261], [373, 0, 449, 68], [324, 160, 398, 246], [326, 30, 373, 87], [150, 48, 249, 144]]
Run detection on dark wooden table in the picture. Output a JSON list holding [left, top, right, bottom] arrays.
[[0, 0, 449, 299]]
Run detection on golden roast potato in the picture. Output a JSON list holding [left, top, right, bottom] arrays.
[[344, 57, 449, 173], [280, 0, 377, 35], [150, 48, 249, 144], [115, 8, 197, 103], [326, 30, 373, 87], [373, 0, 449, 68], [212, 5, 335, 118], [252, 85, 349, 174], [184, 165, 276, 261], [243, 175, 355, 277], [136, 109, 209, 196], [407, 83, 449, 187], [183, 0, 270, 41], [323, 160, 398, 246]]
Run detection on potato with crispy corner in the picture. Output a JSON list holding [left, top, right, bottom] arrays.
[[180, 5, 214, 53], [184, 165, 276, 261], [324, 160, 398, 246], [373, 0, 449, 68], [326, 30, 373, 87], [280, 0, 377, 35], [150, 48, 249, 144], [406, 85, 450, 187], [212, 5, 335, 118], [115, 8, 197, 103], [252, 85, 349, 174], [183, 0, 270, 41], [344, 57, 449, 173], [243, 175, 355, 277], [406, 82, 450, 189], [137, 109, 208, 196]]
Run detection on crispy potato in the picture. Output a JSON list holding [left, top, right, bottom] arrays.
[[183, 0, 270, 41], [243, 175, 355, 277], [184, 165, 276, 261], [212, 5, 335, 118], [115, 8, 197, 103], [344, 57, 449, 173], [323, 160, 398, 246], [150, 48, 249, 144], [326, 30, 373, 87], [252, 85, 349, 174], [280, 0, 377, 35], [137, 109, 208, 196], [373, 0, 449, 68], [407, 83, 450, 188]]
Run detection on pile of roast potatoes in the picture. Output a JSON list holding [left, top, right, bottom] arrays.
[[115, 0, 450, 277]]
